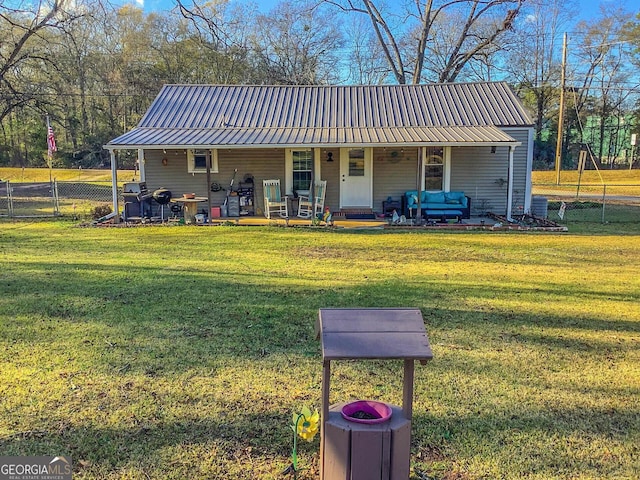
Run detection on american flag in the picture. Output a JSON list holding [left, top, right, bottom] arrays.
[[47, 125, 57, 158]]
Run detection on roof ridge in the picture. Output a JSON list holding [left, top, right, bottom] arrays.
[[160, 81, 510, 89]]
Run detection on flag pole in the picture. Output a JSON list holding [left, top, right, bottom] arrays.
[[46, 114, 53, 184]]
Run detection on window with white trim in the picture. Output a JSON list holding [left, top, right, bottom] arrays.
[[424, 146, 444, 190], [292, 149, 313, 192], [348, 148, 365, 176], [187, 149, 219, 173]]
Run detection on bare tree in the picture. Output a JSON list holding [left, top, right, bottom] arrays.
[[345, 15, 392, 84], [505, 0, 576, 159], [0, 0, 82, 124], [571, 9, 639, 165], [622, 10, 640, 144], [249, 1, 344, 85], [325, 0, 525, 84], [175, 0, 254, 83]]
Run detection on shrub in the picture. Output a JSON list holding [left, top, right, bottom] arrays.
[[92, 204, 112, 219]]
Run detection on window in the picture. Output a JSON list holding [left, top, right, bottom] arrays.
[[348, 149, 365, 176], [187, 149, 218, 173], [424, 147, 444, 190], [292, 150, 313, 192]]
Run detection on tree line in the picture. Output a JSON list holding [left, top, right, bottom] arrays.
[[1, 0, 639, 170]]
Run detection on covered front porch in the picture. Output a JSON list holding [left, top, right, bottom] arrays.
[[106, 140, 526, 225]]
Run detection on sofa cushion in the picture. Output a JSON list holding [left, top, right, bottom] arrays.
[[424, 191, 445, 204], [445, 191, 464, 202], [446, 191, 468, 208], [405, 191, 419, 207]]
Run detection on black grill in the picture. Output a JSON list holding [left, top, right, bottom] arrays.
[[123, 182, 153, 220], [152, 188, 172, 205]]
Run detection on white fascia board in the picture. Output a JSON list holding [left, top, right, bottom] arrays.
[[105, 141, 522, 150]]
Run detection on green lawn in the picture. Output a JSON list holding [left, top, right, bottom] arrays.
[[532, 169, 640, 185], [1, 222, 639, 479], [0, 167, 135, 183]]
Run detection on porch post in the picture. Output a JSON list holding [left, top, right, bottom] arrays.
[[110, 149, 120, 223], [309, 148, 316, 222], [416, 147, 423, 224], [507, 146, 514, 222], [138, 148, 146, 182], [524, 129, 534, 214]]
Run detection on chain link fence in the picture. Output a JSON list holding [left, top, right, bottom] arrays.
[[532, 183, 640, 223], [0, 180, 118, 219], [4, 179, 638, 224]]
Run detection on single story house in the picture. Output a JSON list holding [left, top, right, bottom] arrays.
[[105, 82, 534, 220]]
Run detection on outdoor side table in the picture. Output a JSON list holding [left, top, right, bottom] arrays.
[[316, 308, 433, 480], [171, 196, 208, 223]]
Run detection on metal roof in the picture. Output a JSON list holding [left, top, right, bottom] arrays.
[[107, 83, 532, 149]]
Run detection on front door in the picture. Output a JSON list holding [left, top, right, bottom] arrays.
[[340, 147, 373, 208]]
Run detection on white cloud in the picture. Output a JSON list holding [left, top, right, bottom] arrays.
[[135, 0, 144, 6]]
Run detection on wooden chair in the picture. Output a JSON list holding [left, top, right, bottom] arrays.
[[263, 179, 289, 218], [297, 180, 327, 219]]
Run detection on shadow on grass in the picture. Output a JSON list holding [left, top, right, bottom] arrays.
[[0, 411, 307, 478], [411, 403, 639, 478], [1, 399, 636, 479], [1, 259, 638, 375]]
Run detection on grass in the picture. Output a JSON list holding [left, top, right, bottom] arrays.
[[0, 168, 134, 219], [532, 169, 640, 185], [0, 167, 135, 184], [531, 169, 640, 225], [1, 221, 640, 478]]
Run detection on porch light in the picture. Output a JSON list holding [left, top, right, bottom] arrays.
[[327, 152, 334, 162], [491, 145, 497, 154]]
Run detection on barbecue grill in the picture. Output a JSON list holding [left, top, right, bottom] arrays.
[[123, 182, 153, 220], [152, 188, 172, 220]]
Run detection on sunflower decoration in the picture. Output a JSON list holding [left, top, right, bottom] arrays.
[[293, 406, 320, 442], [283, 406, 320, 477]]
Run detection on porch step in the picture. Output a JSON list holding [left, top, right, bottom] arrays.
[[334, 208, 377, 220]]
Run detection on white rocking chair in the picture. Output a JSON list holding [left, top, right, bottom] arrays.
[[297, 180, 327, 219], [263, 179, 289, 218]]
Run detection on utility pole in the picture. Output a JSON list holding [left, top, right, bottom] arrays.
[[555, 32, 568, 185]]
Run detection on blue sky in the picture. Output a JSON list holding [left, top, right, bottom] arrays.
[[131, 0, 278, 12], [130, 0, 635, 22], [131, 0, 621, 16]]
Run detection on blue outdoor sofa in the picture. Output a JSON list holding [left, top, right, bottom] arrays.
[[402, 190, 471, 220]]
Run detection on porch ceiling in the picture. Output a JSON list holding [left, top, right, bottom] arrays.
[[106, 125, 518, 150]]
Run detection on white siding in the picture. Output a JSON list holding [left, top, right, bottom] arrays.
[[372, 147, 418, 212], [503, 128, 530, 215], [450, 128, 531, 215], [322, 148, 340, 212]]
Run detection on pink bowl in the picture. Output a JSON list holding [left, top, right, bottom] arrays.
[[341, 400, 392, 424]]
